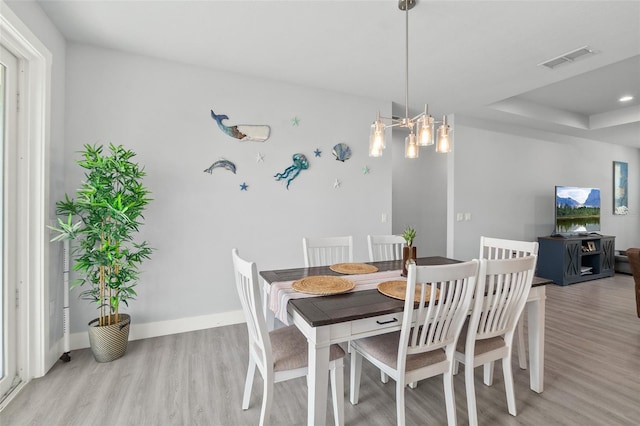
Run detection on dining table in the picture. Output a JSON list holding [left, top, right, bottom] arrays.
[[260, 256, 549, 426]]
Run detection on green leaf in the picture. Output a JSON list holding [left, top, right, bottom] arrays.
[[402, 226, 416, 245], [48, 143, 154, 323]]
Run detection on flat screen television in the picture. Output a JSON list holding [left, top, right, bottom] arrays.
[[554, 186, 601, 235]]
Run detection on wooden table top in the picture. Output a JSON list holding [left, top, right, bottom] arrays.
[[260, 256, 455, 284], [260, 256, 551, 328]]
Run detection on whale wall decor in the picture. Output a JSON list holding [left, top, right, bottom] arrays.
[[211, 110, 270, 142]]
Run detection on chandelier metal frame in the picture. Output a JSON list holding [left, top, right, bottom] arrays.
[[369, 0, 451, 158]]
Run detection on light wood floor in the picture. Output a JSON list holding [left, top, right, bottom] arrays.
[[2, 274, 639, 425]]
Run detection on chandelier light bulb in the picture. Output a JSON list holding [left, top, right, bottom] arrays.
[[417, 114, 434, 146], [375, 121, 386, 149], [369, 121, 386, 157], [436, 116, 451, 153], [405, 133, 419, 159]]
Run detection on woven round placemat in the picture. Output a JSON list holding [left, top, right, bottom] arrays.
[[292, 275, 356, 295], [329, 263, 379, 275], [377, 280, 439, 302]]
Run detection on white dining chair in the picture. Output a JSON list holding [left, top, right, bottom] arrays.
[[479, 236, 539, 377], [303, 236, 353, 267], [349, 260, 480, 426], [367, 234, 405, 262], [232, 248, 346, 426], [454, 255, 537, 426]]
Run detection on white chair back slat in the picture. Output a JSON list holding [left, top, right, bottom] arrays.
[[473, 256, 537, 341], [367, 234, 405, 262], [480, 236, 539, 260], [401, 261, 479, 358], [303, 236, 353, 267]]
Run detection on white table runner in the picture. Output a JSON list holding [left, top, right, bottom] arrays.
[[268, 269, 404, 324]]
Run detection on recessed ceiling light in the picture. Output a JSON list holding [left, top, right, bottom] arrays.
[[619, 95, 634, 102]]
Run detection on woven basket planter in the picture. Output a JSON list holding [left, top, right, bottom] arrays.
[[88, 314, 131, 362]]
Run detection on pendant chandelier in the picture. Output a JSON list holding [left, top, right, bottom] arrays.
[[369, 0, 452, 159]]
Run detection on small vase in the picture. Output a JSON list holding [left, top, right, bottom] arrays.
[[401, 246, 417, 277]]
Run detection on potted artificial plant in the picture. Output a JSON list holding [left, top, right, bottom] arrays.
[[50, 143, 153, 362], [401, 226, 417, 277]]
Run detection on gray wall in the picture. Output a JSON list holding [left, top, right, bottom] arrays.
[[63, 43, 394, 330], [391, 104, 448, 257], [450, 116, 640, 261]]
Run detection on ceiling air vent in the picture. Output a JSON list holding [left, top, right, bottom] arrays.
[[539, 46, 596, 69]]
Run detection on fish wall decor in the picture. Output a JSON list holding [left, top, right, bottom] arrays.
[[204, 159, 237, 174], [210, 110, 270, 142]]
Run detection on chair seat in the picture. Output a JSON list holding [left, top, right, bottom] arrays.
[[456, 323, 505, 356], [352, 331, 446, 372], [270, 325, 345, 372]]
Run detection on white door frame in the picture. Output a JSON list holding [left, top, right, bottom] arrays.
[[1, 43, 19, 402], [0, 1, 52, 407]]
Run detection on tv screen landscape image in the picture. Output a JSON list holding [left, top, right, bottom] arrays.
[[555, 186, 601, 234]]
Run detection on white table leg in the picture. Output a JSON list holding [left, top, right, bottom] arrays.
[[527, 286, 546, 393], [308, 338, 330, 426], [261, 279, 275, 331]]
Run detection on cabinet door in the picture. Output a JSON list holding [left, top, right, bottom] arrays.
[[600, 237, 615, 273], [563, 241, 581, 280]]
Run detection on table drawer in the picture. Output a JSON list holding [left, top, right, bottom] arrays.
[[351, 313, 403, 337]]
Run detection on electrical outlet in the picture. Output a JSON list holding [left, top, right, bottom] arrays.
[[456, 213, 463, 222], [381, 213, 387, 223], [465, 213, 471, 221]]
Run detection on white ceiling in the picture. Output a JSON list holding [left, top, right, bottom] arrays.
[[35, 0, 640, 147]]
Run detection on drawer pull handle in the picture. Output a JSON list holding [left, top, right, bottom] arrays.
[[376, 318, 398, 325]]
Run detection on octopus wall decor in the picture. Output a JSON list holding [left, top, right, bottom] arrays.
[[274, 153, 309, 189]]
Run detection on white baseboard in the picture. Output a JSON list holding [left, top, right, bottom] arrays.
[[69, 310, 245, 350]]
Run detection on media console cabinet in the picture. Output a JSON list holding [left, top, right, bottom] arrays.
[[537, 235, 615, 285]]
